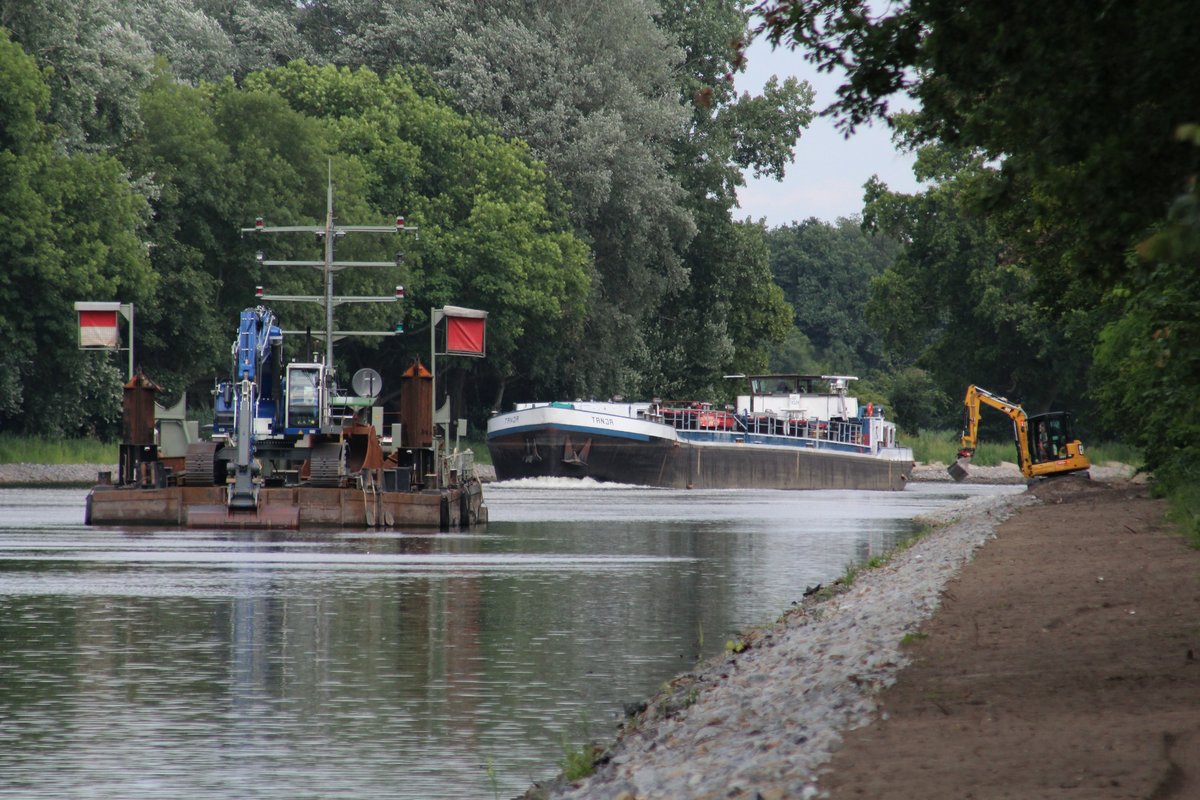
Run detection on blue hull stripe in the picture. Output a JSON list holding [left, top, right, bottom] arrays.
[[488, 422, 655, 442], [676, 431, 871, 455]]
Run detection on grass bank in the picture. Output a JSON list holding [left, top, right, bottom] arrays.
[[0, 433, 115, 465], [1158, 466, 1200, 548], [460, 437, 492, 466]]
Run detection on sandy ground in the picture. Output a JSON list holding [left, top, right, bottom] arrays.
[[821, 476, 1200, 799], [910, 460, 1140, 485]]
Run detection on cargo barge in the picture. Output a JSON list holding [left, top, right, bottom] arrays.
[[486, 375, 914, 491]]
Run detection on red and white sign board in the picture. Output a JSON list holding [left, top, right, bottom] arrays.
[[442, 306, 487, 356], [76, 303, 121, 349]]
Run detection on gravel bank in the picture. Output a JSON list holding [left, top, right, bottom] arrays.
[[911, 460, 1137, 485], [0, 460, 1131, 488], [530, 465, 1140, 799], [0, 463, 117, 486], [529, 488, 1040, 800]]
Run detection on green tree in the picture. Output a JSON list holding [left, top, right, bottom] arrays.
[[131, 1, 239, 83], [861, 145, 1095, 423], [246, 0, 811, 401], [0, 29, 154, 436], [1093, 128, 1200, 494], [193, 0, 317, 77], [652, 0, 811, 397], [882, 366, 952, 434], [756, 0, 1200, 386], [309, 0, 692, 397], [766, 216, 897, 373], [122, 60, 589, 414], [242, 62, 591, 404], [127, 70, 346, 395], [1, 1, 155, 149]]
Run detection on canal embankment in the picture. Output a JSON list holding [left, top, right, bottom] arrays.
[[524, 465, 1162, 800], [817, 475, 1197, 799], [0, 463, 118, 486]]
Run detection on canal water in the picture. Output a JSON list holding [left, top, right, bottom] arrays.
[[0, 480, 1023, 798]]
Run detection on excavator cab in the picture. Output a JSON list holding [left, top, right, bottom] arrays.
[[284, 363, 324, 432], [1027, 412, 1075, 464], [1022, 409, 1090, 478]]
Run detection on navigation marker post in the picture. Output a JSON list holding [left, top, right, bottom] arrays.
[[430, 306, 488, 476], [74, 301, 134, 380]]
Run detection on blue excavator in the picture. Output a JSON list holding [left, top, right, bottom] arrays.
[[185, 305, 381, 522]]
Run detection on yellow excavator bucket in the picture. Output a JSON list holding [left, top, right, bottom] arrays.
[[947, 456, 971, 482]]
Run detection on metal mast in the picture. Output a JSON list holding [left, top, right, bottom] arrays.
[[242, 161, 416, 378]]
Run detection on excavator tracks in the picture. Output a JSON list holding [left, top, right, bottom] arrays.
[[184, 442, 220, 486]]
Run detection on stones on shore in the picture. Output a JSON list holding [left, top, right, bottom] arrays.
[[0, 463, 116, 486], [0, 462, 496, 486]]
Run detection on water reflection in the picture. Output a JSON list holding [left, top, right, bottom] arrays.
[[0, 481, 1023, 798]]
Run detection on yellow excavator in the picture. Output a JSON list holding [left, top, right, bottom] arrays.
[[948, 384, 1090, 481]]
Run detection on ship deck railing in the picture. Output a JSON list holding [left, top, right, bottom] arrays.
[[650, 406, 870, 447], [442, 447, 476, 482]]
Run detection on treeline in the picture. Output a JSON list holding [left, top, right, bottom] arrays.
[[7, 2, 1197, 523], [0, 0, 811, 437], [759, 0, 1200, 518]]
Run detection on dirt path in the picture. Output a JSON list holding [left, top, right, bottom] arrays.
[[821, 478, 1200, 799]]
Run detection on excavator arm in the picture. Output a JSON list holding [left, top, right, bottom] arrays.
[[949, 385, 1033, 480], [956, 385, 1029, 458]]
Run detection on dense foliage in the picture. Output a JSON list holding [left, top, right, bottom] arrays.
[[766, 216, 897, 374], [10, 0, 1192, 531], [0, 0, 814, 437], [0, 29, 153, 438], [759, 0, 1200, 521]]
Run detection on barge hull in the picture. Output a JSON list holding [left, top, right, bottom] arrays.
[[85, 481, 486, 530], [488, 429, 911, 491]]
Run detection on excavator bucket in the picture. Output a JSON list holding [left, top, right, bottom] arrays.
[[947, 457, 971, 482], [345, 423, 384, 473]]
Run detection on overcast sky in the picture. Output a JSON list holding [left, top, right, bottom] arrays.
[[733, 37, 921, 228]]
